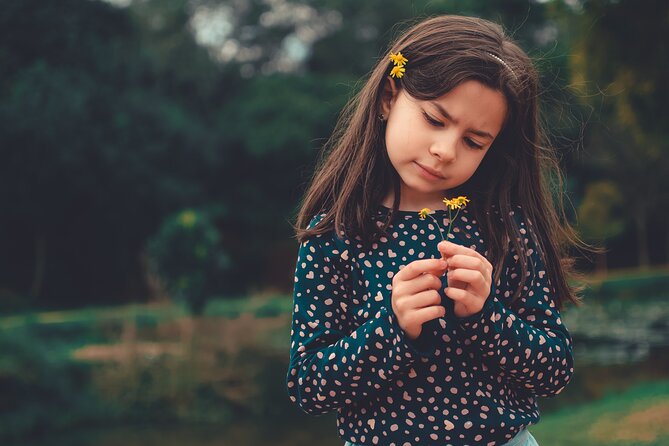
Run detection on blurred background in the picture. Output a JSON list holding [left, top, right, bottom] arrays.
[[1, 0, 668, 444]]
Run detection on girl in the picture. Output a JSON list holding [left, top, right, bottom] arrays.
[[286, 14, 594, 446]]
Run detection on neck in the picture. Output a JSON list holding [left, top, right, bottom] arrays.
[[382, 191, 451, 212]]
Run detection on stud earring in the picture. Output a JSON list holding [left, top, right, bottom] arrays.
[[378, 113, 386, 121]]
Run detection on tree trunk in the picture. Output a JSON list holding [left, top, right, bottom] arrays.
[[31, 231, 46, 297], [634, 211, 650, 269]]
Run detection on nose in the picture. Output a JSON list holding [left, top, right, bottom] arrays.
[[429, 135, 457, 163]]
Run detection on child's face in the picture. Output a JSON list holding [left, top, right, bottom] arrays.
[[380, 79, 507, 209]]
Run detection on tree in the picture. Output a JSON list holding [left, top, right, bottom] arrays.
[[146, 208, 231, 315], [0, 0, 227, 304], [576, 181, 625, 273], [565, 0, 669, 268]]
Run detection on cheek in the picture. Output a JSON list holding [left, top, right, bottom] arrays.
[[385, 120, 419, 156], [462, 157, 486, 177], [384, 126, 406, 158]]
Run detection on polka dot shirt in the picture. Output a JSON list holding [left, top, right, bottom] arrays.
[[286, 204, 574, 446]]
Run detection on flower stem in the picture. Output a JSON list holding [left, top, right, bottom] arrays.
[[445, 208, 461, 240], [428, 215, 446, 242]]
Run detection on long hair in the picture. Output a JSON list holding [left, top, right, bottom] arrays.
[[293, 15, 600, 309]]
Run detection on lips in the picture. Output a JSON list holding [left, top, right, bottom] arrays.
[[416, 162, 445, 179]]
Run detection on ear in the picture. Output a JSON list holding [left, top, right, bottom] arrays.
[[380, 76, 400, 117]]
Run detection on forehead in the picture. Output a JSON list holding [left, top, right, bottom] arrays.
[[416, 80, 508, 135]]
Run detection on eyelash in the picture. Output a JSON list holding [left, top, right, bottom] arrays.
[[422, 112, 485, 150]]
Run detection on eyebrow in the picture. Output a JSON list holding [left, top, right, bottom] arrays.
[[430, 102, 495, 139]]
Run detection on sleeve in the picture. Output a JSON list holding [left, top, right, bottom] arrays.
[[286, 215, 438, 415], [455, 206, 574, 398]]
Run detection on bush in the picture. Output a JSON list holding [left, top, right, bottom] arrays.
[[146, 209, 231, 315], [0, 328, 114, 440]]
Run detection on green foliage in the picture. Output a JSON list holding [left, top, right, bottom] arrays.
[[0, 328, 113, 440], [532, 380, 669, 446], [565, 0, 669, 265], [307, 0, 557, 75], [582, 269, 669, 300], [0, 0, 666, 307], [577, 181, 625, 242], [146, 209, 231, 314], [0, 0, 229, 304]]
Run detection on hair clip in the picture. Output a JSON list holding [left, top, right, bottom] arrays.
[[485, 52, 518, 81], [389, 52, 408, 78]]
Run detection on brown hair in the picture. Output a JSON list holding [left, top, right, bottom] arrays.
[[292, 15, 601, 309]]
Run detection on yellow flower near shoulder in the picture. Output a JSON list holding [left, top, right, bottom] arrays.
[[418, 208, 432, 219], [390, 65, 406, 78], [389, 52, 408, 66]]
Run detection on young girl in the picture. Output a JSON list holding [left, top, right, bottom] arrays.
[[286, 14, 592, 446]]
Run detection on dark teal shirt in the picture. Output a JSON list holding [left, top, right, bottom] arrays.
[[286, 204, 573, 446]]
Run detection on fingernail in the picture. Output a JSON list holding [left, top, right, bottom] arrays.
[[439, 260, 448, 268]]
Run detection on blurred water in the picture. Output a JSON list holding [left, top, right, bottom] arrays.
[[565, 296, 669, 366]]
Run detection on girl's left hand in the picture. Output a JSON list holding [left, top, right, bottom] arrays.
[[437, 240, 493, 318]]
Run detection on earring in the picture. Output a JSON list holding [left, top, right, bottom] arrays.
[[378, 113, 386, 121]]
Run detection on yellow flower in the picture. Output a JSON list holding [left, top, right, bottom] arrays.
[[455, 196, 470, 206], [418, 196, 471, 242], [418, 208, 432, 219], [389, 52, 408, 66], [390, 65, 406, 78], [443, 196, 470, 210], [442, 198, 456, 210]]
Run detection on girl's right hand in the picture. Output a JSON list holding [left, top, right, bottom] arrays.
[[391, 258, 448, 340]]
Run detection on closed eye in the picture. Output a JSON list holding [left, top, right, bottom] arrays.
[[423, 112, 485, 150], [422, 112, 443, 127], [465, 138, 484, 149]]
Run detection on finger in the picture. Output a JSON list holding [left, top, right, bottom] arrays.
[[405, 273, 444, 295], [411, 304, 446, 325], [410, 289, 443, 309], [444, 286, 474, 302], [398, 258, 448, 281], [444, 288, 484, 316], [446, 269, 488, 296], [438, 241, 486, 263], [447, 277, 468, 290], [446, 255, 492, 276], [395, 289, 440, 313], [446, 268, 482, 283]]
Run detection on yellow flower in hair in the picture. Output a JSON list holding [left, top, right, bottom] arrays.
[[390, 65, 406, 78], [389, 52, 408, 66], [418, 208, 432, 220], [389, 52, 408, 78]]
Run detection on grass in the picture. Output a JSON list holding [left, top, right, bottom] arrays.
[[1, 289, 668, 445], [532, 380, 669, 446], [0, 294, 293, 331], [583, 264, 669, 283]]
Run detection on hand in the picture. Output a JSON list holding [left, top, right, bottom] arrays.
[[391, 258, 448, 340], [437, 240, 493, 318]]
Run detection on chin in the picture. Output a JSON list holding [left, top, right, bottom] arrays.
[[406, 179, 447, 194]]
